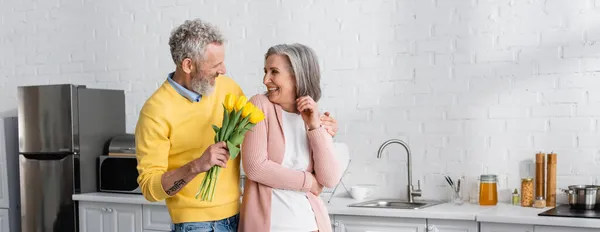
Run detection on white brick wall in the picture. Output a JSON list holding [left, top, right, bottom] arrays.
[[1, 0, 599, 203]]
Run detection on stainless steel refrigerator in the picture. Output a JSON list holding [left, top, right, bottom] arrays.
[[17, 84, 125, 232]]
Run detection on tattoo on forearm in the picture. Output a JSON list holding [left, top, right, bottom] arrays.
[[166, 179, 186, 195]]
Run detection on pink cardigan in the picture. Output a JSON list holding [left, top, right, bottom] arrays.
[[239, 94, 341, 232]]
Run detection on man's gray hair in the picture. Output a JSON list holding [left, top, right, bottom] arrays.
[[265, 43, 322, 101], [169, 19, 225, 66]]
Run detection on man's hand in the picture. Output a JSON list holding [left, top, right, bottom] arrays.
[[320, 112, 338, 137], [161, 142, 230, 197], [193, 141, 230, 174]]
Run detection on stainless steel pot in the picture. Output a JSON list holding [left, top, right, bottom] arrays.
[[595, 185, 600, 209], [562, 185, 598, 210]]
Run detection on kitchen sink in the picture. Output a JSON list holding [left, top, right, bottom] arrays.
[[348, 199, 443, 210]]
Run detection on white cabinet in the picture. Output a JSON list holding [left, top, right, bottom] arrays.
[[78, 201, 142, 232], [535, 226, 599, 232], [480, 222, 533, 232], [332, 215, 427, 232], [330, 214, 336, 231], [142, 205, 172, 231], [426, 219, 477, 232], [0, 209, 8, 232]]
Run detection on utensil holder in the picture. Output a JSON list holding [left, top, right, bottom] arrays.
[[453, 190, 464, 205]]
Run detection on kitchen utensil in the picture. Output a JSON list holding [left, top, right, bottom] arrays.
[[444, 176, 453, 189], [595, 185, 600, 209], [446, 176, 454, 187], [444, 176, 463, 205], [562, 185, 598, 210], [535, 152, 545, 198], [546, 153, 557, 207]]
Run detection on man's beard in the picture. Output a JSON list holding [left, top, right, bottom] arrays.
[[191, 73, 215, 96]]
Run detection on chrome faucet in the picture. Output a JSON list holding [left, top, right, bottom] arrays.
[[377, 139, 421, 203]]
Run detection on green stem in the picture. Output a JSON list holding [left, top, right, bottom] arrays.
[[208, 168, 216, 200], [211, 167, 221, 201], [202, 168, 213, 201], [209, 166, 219, 201], [196, 172, 209, 199]]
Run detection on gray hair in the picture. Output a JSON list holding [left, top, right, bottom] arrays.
[[168, 19, 225, 66], [265, 43, 322, 101]]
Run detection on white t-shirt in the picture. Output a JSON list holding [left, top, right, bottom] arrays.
[[270, 111, 318, 232]]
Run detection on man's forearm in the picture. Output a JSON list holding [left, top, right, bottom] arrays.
[[161, 160, 201, 196]]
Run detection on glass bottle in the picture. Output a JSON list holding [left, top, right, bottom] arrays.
[[512, 188, 520, 206]]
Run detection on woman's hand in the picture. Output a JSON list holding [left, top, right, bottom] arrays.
[[310, 173, 324, 196], [320, 112, 338, 137], [297, 96, 321, 130]]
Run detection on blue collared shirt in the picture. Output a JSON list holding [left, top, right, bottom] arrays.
[[167, 72, 201, 102]]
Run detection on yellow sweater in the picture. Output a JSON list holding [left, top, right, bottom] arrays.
[[135, 75, 244, 223]]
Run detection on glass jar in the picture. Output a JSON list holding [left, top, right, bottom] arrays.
[[479, 174, 498, 205], [521, 178, 534, 207]]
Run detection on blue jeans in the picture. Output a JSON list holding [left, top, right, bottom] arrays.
[[173, 214, 239, 232]]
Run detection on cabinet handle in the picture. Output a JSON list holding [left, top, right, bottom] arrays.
[[332, 221, 339, 227], [427, 225, 438, 232], [107, 208, 113, 212]]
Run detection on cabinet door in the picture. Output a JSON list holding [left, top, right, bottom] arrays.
[[330, 215, 335, 231], [427, 219, 477, 232], [333, 215, 427, 232], [142, 205, 172, 231], [480, 222, 533, 232], [0, 209, 8, 232], [79, 202, 113, 232], [79, 201, 142, 232], [107, 202, 142, 232], [535, 226, 599, 232]]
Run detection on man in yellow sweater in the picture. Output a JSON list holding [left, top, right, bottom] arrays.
[[136, 18, 339, 232], [135, 19, 243, 232]]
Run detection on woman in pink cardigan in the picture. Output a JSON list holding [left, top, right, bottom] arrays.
[[239, 43, 342, 232]]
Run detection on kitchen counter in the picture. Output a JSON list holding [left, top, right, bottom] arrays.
[[73, 192, 166, 206], [72, 192, 600, 228], [323, 196, 486, 220], [477, 203, 600, 229]]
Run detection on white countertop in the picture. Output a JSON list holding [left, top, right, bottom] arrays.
[[73, 192, 166, 206], [72, 192, 600, 228], [477, 203, 600, 229], [323, 196, 485, 221]]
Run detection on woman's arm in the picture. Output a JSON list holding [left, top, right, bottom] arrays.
[[308, 126, 341, 188], [242, 95, 314, 192]]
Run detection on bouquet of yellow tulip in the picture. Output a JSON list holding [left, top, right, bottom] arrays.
[[195, 93, 265, 201]]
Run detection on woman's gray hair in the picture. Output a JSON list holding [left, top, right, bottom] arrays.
[[265, 43, 322, 101], [169, 19, 225, 66]]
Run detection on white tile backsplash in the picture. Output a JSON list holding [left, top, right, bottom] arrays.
[[1, 0, 599, 203]]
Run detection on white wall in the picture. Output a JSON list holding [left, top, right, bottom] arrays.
[[1, 0, 599, 202]]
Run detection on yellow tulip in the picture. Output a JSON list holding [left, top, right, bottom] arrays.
[[242, 102, 254, 118], [249, 108, 265, 124], [235, 96, 248, 111], [224, 93, 236, 112]]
